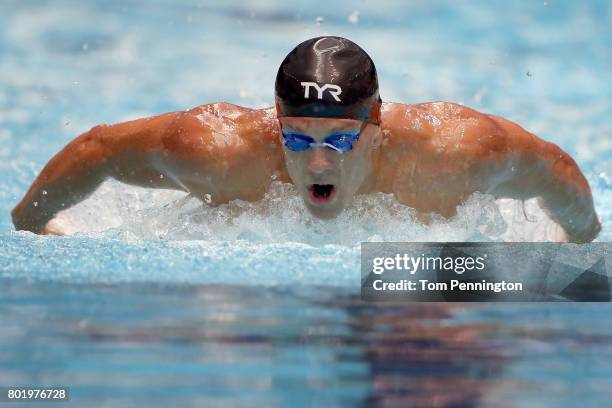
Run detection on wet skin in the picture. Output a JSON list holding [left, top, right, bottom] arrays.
[[11, 102, 602, 242]]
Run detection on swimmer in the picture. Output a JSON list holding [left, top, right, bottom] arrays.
[[11, 36, 602, 242]]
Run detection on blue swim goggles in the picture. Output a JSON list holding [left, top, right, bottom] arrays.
[[281, 122, 365, 153]]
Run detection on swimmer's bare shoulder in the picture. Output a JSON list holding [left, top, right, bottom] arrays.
[[379, 101, 601, 242], [12, 102, 287, 234]]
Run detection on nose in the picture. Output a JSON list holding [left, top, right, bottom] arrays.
[[307, 147, 334, 174]]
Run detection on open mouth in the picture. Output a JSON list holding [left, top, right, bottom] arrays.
[[308, 184, 336, 203]]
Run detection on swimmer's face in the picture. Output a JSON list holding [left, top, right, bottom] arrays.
[[279, 117, 381, 218]]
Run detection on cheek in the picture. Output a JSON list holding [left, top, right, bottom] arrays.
[[284, 151, 308, 177], [336, 151, 360, 173], [337, 152, 368, 186]]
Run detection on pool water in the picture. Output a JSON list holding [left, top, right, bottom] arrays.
[[1, 0, 611, 406]]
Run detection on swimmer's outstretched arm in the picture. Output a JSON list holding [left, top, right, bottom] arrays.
[[11, 104, 283, 234], [11, 111, 183, 234], [487, 115, 601, 243]]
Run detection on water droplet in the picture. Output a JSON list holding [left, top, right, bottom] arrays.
[[315, 16, 324, 25], [159, 174, 164, 179], [33, 201, 38, 207], [42, 190, 47, 195]]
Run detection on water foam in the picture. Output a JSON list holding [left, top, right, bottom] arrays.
[[50, 179, 566, 244]]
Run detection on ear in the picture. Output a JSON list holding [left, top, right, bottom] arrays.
[[368, 96, 382, 125], [370, 125, 383, 149], [275, 100, 282, 117]]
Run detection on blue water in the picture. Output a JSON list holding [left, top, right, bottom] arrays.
[[1, 0, 611, 406]]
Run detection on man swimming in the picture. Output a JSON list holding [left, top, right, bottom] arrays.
[[11, 36, 602, 242]]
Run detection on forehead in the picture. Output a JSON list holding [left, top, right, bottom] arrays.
[[279, 116, 362, 130]]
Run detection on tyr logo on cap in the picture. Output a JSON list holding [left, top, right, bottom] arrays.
[[300, 82, 342, 102]]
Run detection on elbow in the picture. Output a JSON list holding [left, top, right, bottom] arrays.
[[547, 144, 591, 194]]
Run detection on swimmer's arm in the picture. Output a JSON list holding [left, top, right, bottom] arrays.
[[11, 111, 184, 234], [487, 115, 601, 243], [12, 104, 283, 234]]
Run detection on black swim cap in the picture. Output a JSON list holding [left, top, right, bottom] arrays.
[[275, 36, 381, 124]]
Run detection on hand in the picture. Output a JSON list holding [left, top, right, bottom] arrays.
[[566, 217, 602, 243], [11, 201, 48, 234]]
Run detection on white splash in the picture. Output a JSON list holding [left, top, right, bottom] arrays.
[[50, 179, 566, 244]]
